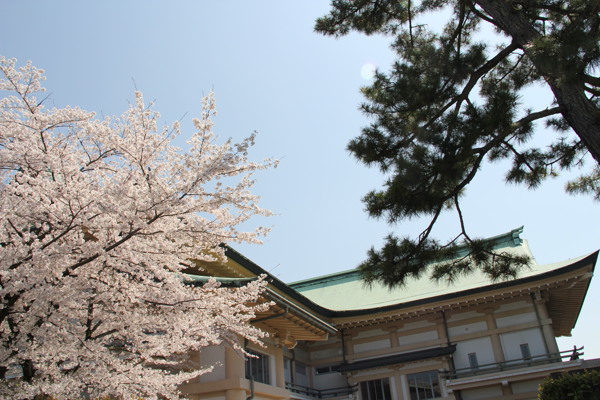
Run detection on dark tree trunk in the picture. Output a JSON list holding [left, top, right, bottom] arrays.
[[475, 0, 600, 164]]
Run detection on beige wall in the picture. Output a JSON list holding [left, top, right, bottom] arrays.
[[184, 295, 566, 400]]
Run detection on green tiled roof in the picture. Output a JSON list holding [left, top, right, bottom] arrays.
[[220, 227, 596, 326], [288, 227, 592, 311]]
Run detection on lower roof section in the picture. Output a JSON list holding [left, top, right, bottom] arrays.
[[193, 228, 597, 338], [337, 345, 457, 373]]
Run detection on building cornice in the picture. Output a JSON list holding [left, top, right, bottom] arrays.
[[221, 244, 597, 334]]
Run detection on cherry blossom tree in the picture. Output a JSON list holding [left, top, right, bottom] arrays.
[[0, 57, 276, 400]]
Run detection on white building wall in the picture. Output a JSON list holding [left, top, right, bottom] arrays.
[[355, 328, 387, 339], [511, 379, 542, 394], [454, 337, 496, 369], [496, 300, 531, 313], [460, 385, 503, 400], [354, 338, 391, 353], [198, 346, 226, 382], [399, 330, 438, 345], [446, 310, 482, 322], [448, 320, 488, 337], [495, 311, 537, 328], [500, 328, 546, 360], [311, 346, 343, 360], [399, 320, 437, 330], [312, 371, 348, 390]]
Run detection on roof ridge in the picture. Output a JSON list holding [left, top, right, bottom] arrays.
[[289, 226, 526, 288]]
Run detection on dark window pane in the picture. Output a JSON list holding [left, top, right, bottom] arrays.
[[520, 343, 531, 360], [468, 352, 479, 371], [360, 378, 391, 400], [407, 371, 440, 400], [245, 350, 270, 385]]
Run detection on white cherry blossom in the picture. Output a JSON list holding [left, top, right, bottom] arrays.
[[0, 57, 275, 400]]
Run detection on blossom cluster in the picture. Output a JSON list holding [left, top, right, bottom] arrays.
[[0, 57, 275, 399]]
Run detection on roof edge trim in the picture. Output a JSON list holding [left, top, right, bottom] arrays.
[[331, 250, 598, 318], [222, 245, 598, 322], [289, 226, 526, 289], [336, 344, 457, 372]]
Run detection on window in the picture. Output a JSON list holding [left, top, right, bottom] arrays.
[[284, 358, 292, 383], [295, 361, 309, 387], [284, 359, 311, 386], [315, 365, 337, 375], [407, 371, 441, 400], [468, 352, 479, 371], [245, 350, 270, 385], [360, 378, 391, 400], [520, 343, 531, 361]]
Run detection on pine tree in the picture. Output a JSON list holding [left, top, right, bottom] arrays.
[[316, 0, 600, 287]]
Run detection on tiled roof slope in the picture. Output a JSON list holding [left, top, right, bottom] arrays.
[[289, 227, 595, 311]]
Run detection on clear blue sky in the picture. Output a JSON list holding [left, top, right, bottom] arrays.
[[1, 1, 598, 358]]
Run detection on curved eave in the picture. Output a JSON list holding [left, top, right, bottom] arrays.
[[184, 274, 335, 342], [330, 251, 598, 329], [214, 246, 596, 336], [546, 263, 595, 336], [251, 295, 334, 347], [222, 246, 337, 318], [257, 286, 336, 336]]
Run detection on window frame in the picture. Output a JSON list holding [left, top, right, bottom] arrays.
[[245, 349, 270, 385], [406, 370, 441, 400], [468, 352, 479, 371], [520, 343, 532, 361], [315, 365, 338, 375], [360, 377, 392, 400]]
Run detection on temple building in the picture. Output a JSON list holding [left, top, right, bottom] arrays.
[[180, 227, 597, 400]]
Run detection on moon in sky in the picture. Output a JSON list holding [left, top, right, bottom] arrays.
[[360, 63, 376, 80]]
